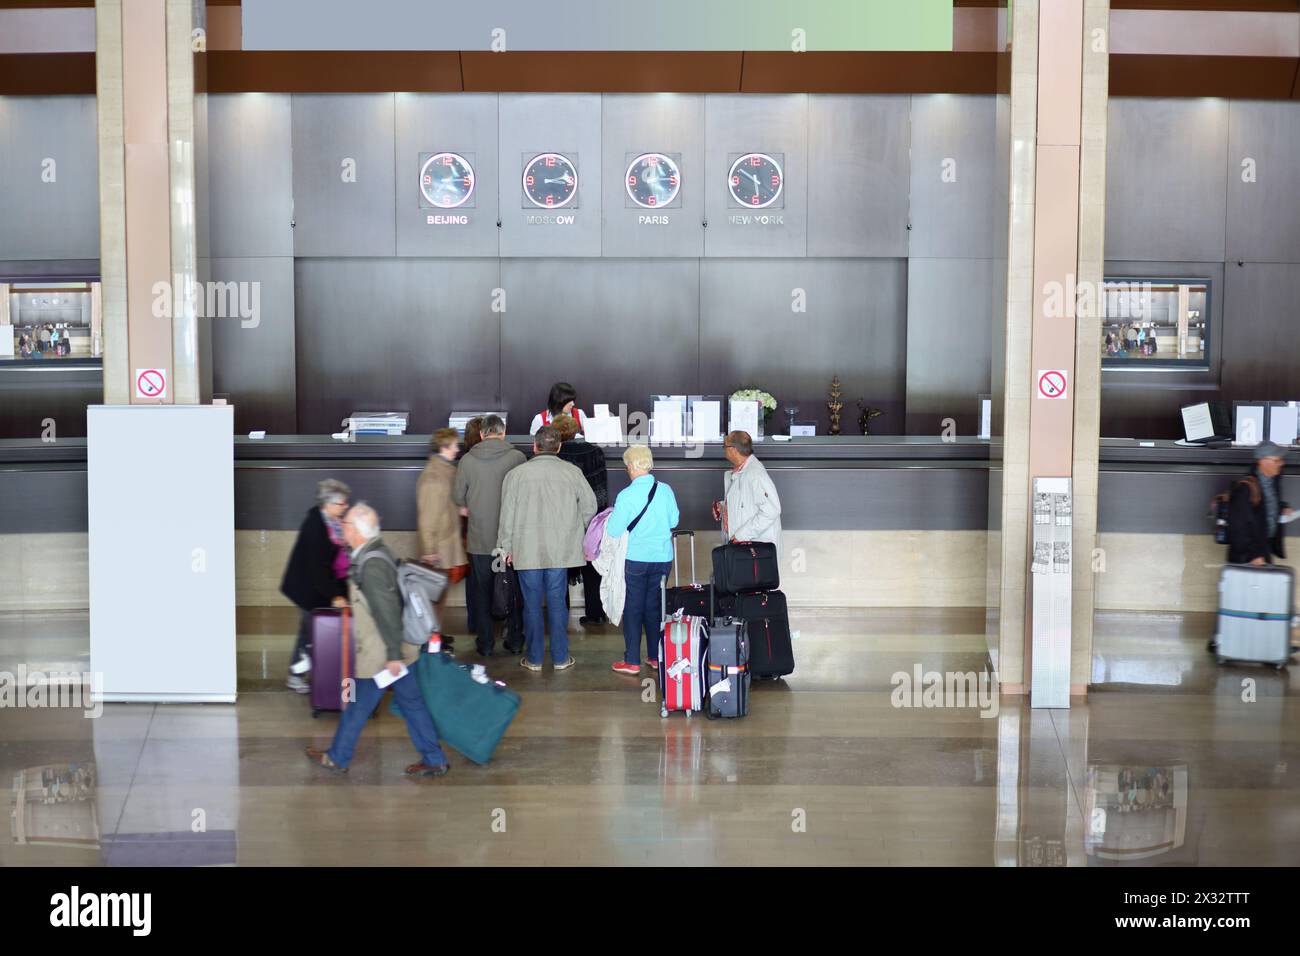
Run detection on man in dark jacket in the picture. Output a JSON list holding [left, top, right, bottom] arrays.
[[454, 415, 527, 656], [279, 479, 351, 692], [1227, 441, 1291, 566], [552, 413, 609, 625], [1212, 441, 1294, 653]]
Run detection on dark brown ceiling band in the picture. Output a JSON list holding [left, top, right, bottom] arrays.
[[0, 52, 94, 94], [1110, 53, 1299, 99], [206, 50, 462, 92]]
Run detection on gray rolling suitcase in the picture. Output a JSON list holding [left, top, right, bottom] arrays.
[[706, 620, 750, 719], [1215, 564, 1294, 669]]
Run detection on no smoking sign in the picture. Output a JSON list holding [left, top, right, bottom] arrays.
[[135, 368, 168, 400], [1037, 369, 1068, 400]]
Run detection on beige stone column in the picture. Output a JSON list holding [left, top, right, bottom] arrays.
[[995, 0, 1109, 696], [95, 0, 202, 405]]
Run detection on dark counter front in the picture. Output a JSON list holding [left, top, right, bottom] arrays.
[[0, 434, 1276, 536]]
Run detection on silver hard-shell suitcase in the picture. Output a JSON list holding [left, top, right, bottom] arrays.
[[1215, 564, 1294, 668]]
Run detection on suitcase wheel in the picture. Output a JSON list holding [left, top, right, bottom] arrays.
[[660, 706, 668, 718], [312, 708, 321, 718], [706, 708, 718, 720]]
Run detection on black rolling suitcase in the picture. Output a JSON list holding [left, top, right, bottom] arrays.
[[665, 530, 713, 620], [712, 540, 780, 595], [729, 590, 795, 679], [706, 619, 750, 719]]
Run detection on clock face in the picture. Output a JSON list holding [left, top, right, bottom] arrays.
[[728, 152, 783, 208], [625, 152, 681, 208], [420, 152, 475, 208], [523, 152, 578, 208]]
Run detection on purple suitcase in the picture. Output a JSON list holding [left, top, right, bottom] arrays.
[[310, 608, 355, 718]]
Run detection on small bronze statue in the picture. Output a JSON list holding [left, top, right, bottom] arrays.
[[857, 400, 882, 436], [827, 375, 844, 436]]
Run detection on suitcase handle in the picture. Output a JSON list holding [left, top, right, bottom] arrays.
[[671, 529, 698, 587]]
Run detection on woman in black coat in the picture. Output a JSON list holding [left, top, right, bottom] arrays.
[[279, 479, 352, 691], [552, 414, 609, 625]]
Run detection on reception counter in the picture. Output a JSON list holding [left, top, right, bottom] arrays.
[[0, 433, 1285, 612]]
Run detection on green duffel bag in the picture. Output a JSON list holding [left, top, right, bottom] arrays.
[[390, 652, 520, 765]]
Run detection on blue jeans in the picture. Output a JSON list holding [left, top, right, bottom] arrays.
[[517, 567, 570, 665], [622, 560, 672, 665], [327, 672, 447, 770]]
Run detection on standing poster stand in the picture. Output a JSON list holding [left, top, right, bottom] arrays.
[[1030, 477, 1071, 709], [88, 405, 236, 702]]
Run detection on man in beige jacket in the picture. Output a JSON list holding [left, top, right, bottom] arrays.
[[497, 425, 597, 671], [306, 503, 449, 777]]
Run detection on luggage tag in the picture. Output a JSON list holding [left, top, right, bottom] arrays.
[[712, 677, 732, 694], [667, 658, 692, 679]]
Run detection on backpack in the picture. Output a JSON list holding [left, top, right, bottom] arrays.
[[1210, 476, 1260, 545], [357, 550, 449, 645]]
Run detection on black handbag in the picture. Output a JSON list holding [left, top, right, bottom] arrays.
[[491, 566, 518, 620]]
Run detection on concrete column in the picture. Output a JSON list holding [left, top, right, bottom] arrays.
[[995, 0, 1109, 696], [95, 0, 203, 405]]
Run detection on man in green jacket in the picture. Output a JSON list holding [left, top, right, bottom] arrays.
[[497, 425, 597, 671], [454, 415, 527, 657]]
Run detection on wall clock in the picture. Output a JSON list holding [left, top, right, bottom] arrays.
[[625, 152, 681, 208], [419, 152, 475, 208], [728, 152, 783, 208], [523, 152, 578, 208]]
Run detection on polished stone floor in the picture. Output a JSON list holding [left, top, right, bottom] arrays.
[[1, 606, 1296, 866]]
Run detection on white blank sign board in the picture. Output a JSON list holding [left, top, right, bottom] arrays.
[[88, 405, 236, 702]]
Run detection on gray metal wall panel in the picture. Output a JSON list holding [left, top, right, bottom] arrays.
[[394, 93, 500, 258], [208, 94, 294, 259], [1226, 100, 1300, 264], [0, 96, 99, 261], [294, 258, 501, 433], [599, 94, 706, 258], [703, 94, 808, 258], [290, 94, 397, 257], [699, 258, 908, 434], [1105, 97, 1229, 263], [497, 94, 603, 257], [807, 95, 911, 258], [497, 258, 699, 422], [1220, 262, 1300, 400], [907, 95, 999, 260], [0, 367, 101, 439], [906, 257, 995, 435], [210, 257, 298, 435]]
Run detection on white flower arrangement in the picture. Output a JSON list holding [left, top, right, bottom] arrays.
[[730, 387, 778, 415]]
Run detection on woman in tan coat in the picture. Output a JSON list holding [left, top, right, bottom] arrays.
[[417, 428, 469, 639]]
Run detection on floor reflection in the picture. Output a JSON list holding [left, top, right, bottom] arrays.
[[0, 605, 1294, 865]]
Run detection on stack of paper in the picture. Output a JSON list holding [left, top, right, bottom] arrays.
[[345, 411, 409, 436]]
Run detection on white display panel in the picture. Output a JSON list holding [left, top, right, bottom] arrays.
[[88, 405, 236, 702]]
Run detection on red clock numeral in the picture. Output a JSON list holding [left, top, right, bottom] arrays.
[[441, 196, 452, 206], [545, 156, 556, 167], [731, 175, 740, 186], [423, 175, 431, 186], [463, 176, 472, 187], [751, 194, 760, 205], [647, 195, 657, 206], [629, 176, 638, 187], [526, 175, 534, 187], [771, 175, 780, 187], [442, 155, 453, 165], [546, 194, 554, 206], [750, 156, 762, 166], [669, 175, 678, 186]]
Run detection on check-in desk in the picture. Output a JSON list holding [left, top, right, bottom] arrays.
[[0, 435, 1284, 612]]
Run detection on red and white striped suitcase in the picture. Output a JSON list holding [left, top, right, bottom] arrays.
[[659, 578, 708, 717]]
